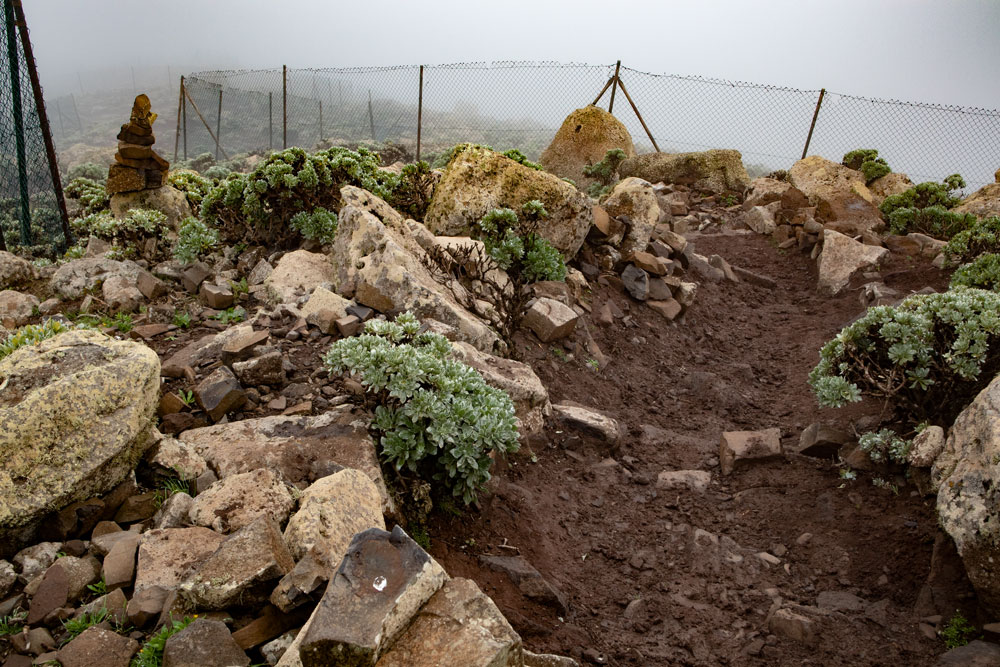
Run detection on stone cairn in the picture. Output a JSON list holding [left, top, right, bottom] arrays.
[[106, 94, 170, 196]]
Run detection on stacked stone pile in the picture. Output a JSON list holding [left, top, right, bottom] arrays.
[[107, 94, 170, 196]]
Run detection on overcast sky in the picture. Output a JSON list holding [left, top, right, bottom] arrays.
[[23, 0, 1000, 109]]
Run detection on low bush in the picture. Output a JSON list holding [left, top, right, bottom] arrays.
[[0, 319, 93, 361], [880, 174, 965, 217], [63, 162, 105, 184], [950, 253, 1000, 290], [842, 148, 891, 184], [71, 208, 168, 259], [857, 428, 912, 464], [200, 146, 398, 247], [809, 287, 1000, 426], [388, 160, 435, 220], [583, 148, 626, 198], [65, 177, 109, 216], [167, 170, 214, 209], [323, 312, 519, 505], [944, 216, 1000, 265], [886, 205, 976, 239], [173, 216, 220, 265], [501, 148, 543, 171]]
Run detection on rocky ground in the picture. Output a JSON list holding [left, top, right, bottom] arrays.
[[2, 140, 999, 666]]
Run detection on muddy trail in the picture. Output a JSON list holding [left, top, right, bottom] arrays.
[[426, 230, 969, 666]]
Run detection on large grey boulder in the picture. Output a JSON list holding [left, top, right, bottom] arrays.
[[933, 374, 1000, 614], [816, 230, 889, 296], [0, 251, 34, 290], [332, 186, 500, 353], [619, 149, 750, 194], [0, 290, 39, 328], [423, 145, 593, 258], [602, 177, 660, 258], [264, 249, 336, 306], [0, 330, 159, 556], [539, 106, 635, 188], [49, 257, 142, 300]]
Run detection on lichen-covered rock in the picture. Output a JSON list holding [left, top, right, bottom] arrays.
[[424, 145, 592, 258], [602, 177, 659, 258], [49, 257, 142, 300], [0, 290, 39, 328], [788, 156, 882, 233], [954, 182, 1000, 220], [109, 184, 193, 232], [264, 249, 336, 306], [539, 106, 635, 188], [867, 172, 913, 207], [0, 330, 159, 556], [933, 374, 1000, 614], [744, 177, 792, 208], [0, 251, 34, 290], [816, 230, 889, 296], [619, 149, 750, 194], [332, 186, 500, 353], [188, 468, 295, 534]]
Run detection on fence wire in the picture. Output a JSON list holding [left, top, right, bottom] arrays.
[[175, 62, 999, 190], [0, 0, 65, 255]]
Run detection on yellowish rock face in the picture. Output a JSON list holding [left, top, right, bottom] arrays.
[[130, 93, 157, 126]]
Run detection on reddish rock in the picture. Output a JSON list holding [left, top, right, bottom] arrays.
[[26, 562, 69, 625], [195, 367, 247, 422]]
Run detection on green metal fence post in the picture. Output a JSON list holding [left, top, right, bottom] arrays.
[[4, 0, 31, 246]]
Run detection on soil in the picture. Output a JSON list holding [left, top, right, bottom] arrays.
[[424, 230, 975, 666]]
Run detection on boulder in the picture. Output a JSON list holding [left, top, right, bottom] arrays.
[[49, 257, 142, 300], [377, 578, 523, 667], [300, 286, 351, 334], [539, 106, 635, 188], [933, 374, 1000, 614], [0, 251, 33, 289], [816, 230, 889, 296], [264, 250, 335, 306], [867, 172, 913, 207], [0, 290, 39, 328], [719, 428, 782, 475], [109, 185, 193, 233], [298, 526, 448, 666], [332, 186, 500, 353], [788, 156, 882, 233], [743, 204, 779, 235], [954, 182, 1000, 220], [179, 516, 294, 610], [162, 618, 250, 667], [57, 626, 140, 667], [102, 274, 143, 312], [602, 177, 660, 258], [424, 145, 593, 258], [619, 149, 750, 194], [522, 297, 578, 343], [188, 468, 296, 534], [283, 469, 385, 563], [552, 402, 622, 449], [178, 410, 393, 514], [450, 340, 551, 435], [744, 177, 792, 208], [0, 330, 159, 556], [135, 527, 225, 593], [909, 425, 946, 468]]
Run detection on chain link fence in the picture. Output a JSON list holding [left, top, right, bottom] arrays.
[[169, 62, 1000, 192], [0, 0, 68, 255]]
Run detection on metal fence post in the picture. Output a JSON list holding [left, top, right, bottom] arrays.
[[282, 64, 287, 149], [4, 0, 31, 246], [608, 60, 621, 114], [318, 100, 323, 144], [182, 78, 187, 160], [215, 87, 222, 161], [268, 91, 273, 150], [174, 76, 183, 162], [802, 88, 825, 159], [416, 65, 424, 162], [367, 89, 375, 143]]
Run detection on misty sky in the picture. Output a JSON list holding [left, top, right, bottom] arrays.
[[22, 0, 1000, 109]]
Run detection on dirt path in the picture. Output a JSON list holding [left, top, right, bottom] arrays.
[[428, 230, 964, 666]]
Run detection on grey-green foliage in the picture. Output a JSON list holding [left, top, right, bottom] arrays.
[[858, 428, 911, 464], [0, 320, 97, 360], [951, 253, 1000, 291], [167, 171, 214, 209], [944, 216, 1000, 265], [202, 165, 231, 180], [64, 162, 106, 184], [173, 216, 220, 265], [886, 205, 976, 239], [288, 206, 337, 245], [71, 208, 168, 259], [842, 148, 891, 184], [65, 177, 109, 216], [477, 202, 567, 283], [501, 148, 543, 171], [880, 175, 966, 217], [810, 287, 1000, 425], [583, 148, 626, 188], [323, 312, 519, 505]]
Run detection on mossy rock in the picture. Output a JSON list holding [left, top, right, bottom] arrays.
[[539, 106, 635, 187], [620, 149, 750, 195], [0, 329, 160, 556], [424, 145, 592, 259], [955, 183, 1000, 220]]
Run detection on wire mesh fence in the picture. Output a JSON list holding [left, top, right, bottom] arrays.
[[0, 0, 67, 255]]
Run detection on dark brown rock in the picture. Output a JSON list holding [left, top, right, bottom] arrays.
[[231, 604, 307, 650], [26, 561, 68, 625], [195, 367, 247, 422], [335, 315, 362, 337], [136, 270, 167, 300], [113, 492, 158, 524], [102, 533, 140, 591], [480, 554, 568, 614], [180, 261, 213, 294], [621, 264, 649, 301], [162, 618, 249, 667], [126, 585, 168, 629], [200, 283, 234, 310], [270, 551, 329, 613]]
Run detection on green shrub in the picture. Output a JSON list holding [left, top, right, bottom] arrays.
[[583, 148, 626, 198], [940, 612, 978, 649], [944, 216, 1000, 265], [200, 146, 398, 247], [65, 177, 108, 216], [810, 287, 1000, 425], [323, 312, 519, 505], [950, 253, 1000, 290], [880, 175, 965, 217], [501, 148, 543, 171], [173, 216, 219, 265], [202, 165, 231, 180], [0, 319, 94, 361], [389, 161, 435, 220], [842, 148, 890, 184], [71, 208, 168, 258], [858, 428, 911, 464], [288, 207, 337, 245], [167, 171, 214, 209], [886, 205, 976, 239], [64, 162, 105, 184]]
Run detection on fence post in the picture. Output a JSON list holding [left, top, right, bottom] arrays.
[[4, 0, 31, 246], [318, 100, 323, 143], [215, 87, 222, 161], [182, 79, 187, 160], [174, 76, 183, 162], [268, 91, 273, 150], [367, 89, 376, 143], [182, 85, 230, 160], [614, 76, 660, 153], [802, 88, 825, 159], [282, 64, 287, 149], [416, 65, 424, 162], [608, 60, 621, 114]]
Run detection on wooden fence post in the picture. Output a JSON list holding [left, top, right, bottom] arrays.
[[215, 87, 222, 161], [282, 65, 287, 149], [416, 65, 424, 162], [608, 60, 621, 114], [174, 76, 183, 162], [802, 88, 826, 159]]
